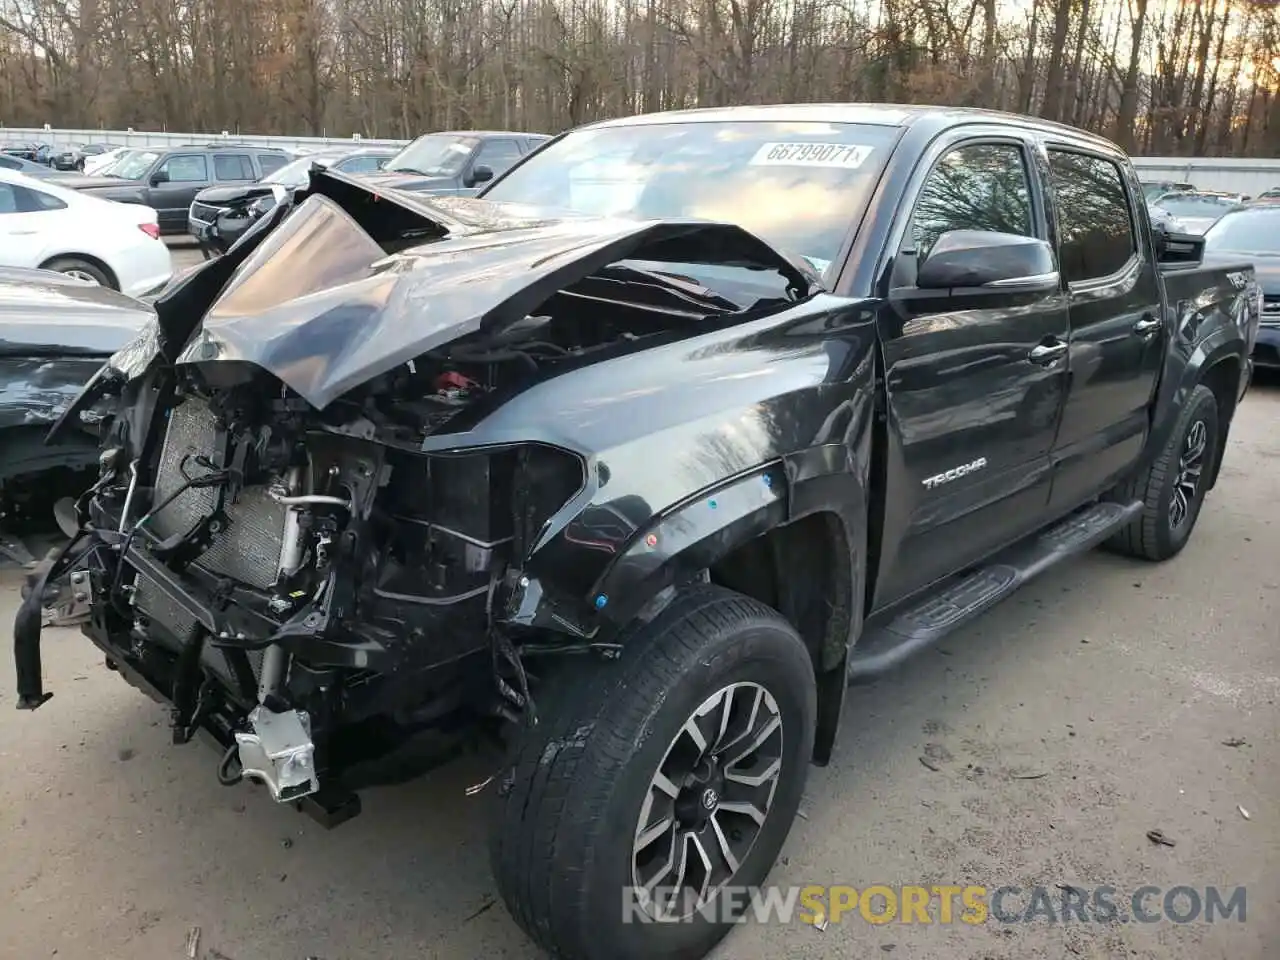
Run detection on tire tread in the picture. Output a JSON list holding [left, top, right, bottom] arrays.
[[491, 585, 810, 959]]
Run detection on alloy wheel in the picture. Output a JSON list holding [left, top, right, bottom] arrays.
[[1169, 418, 1207, 531], [61, 269, 100, 285], [631, 681, 784, 921]]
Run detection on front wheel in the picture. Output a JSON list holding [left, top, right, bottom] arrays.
[[491, 585, 817, 960], [1107, 383, 1219, 561]]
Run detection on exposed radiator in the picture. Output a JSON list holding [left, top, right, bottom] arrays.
[[131, 397, 285, 685], [150, 398, 289, 590], [133, 574, 265, 683]]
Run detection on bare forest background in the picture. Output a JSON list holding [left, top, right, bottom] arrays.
[[1, 0, 1279, 155]]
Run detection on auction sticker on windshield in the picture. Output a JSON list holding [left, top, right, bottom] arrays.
[[749, 142, 873, 168]]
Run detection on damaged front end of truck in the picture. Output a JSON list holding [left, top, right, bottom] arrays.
[[13, 168, 826, 825]]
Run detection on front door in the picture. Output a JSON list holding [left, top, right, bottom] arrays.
[[148, 153, 211, 231], [1041, 146, 1164, 512], [875, 135, 1071, 608]]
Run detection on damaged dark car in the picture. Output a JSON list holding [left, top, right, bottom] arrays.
[[13, 105, 1256, 960], [0, 267, 155, 576]]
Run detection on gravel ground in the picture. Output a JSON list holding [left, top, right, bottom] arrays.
[[1, 374, 1276, 960]]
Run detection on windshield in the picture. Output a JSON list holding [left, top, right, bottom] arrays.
[[107, 150, 160, 180], [1203, 209, 1280, 254], [1155, 195, 1238, 217], [385, 134, 478, 176], [482, 120, 902, 271]]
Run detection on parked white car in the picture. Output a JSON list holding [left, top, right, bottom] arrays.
[[0, 168, 172, 297], [83, 146, 131, 176]]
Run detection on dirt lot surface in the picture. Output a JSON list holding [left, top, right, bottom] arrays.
[[1, 374, 1276, 960], [169, 240, 206, 272]]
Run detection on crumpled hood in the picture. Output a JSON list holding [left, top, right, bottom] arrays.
[[359, 171, 462, 193], [155, 167, 820, 411]]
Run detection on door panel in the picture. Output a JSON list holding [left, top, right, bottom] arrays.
[[876, 139, 1070, 608], [1043, 148, 1164, 512], [150, 153, 211, 229]]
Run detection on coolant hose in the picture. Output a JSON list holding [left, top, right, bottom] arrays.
[[13, 535, 82, 709]]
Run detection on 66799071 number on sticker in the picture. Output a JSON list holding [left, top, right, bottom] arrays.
[[749, 142, 874, 169]]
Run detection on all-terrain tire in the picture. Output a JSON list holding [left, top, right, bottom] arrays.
[[490, 584, 817, 960], [1106, 383, 1219, 561]]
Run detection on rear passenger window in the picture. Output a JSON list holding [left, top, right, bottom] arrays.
[[1048, 150, 1136, 283], [909, 143, 1034, 261], [256, 153, 287, 176], [213, 154, 254, 181], [23, 186, 67, 211], [336, 155, 382, 174]]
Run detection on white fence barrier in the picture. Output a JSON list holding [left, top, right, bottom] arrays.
[[0, 126, 410, 153], [1131, 157, 1280, 197]]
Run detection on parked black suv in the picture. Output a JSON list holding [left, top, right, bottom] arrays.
[[52, 144, 292, 234], [188, 146, 397, 256]]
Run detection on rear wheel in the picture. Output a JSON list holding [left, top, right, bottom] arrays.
[[1107, 383, 1219, 561], [41, 257, 114, 289], [490, 584, 816, 960]]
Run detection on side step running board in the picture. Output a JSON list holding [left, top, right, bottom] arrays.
[[848, 500, 1143, 682]]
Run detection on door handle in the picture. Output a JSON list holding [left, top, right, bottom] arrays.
[[6, 229, 36, 236], [1133, 315, 1161, 337], [1028, 341, 1068, 365]]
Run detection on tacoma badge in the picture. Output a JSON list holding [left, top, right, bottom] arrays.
[[922, 457, 988, 489]]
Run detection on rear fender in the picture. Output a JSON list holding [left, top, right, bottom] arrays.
[[1143, 289, 1249, 478]]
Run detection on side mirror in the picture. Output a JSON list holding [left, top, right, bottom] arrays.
[[916, 229, 1058, 291], [469, 164, 494, 186], [150, 170, 169, 186]]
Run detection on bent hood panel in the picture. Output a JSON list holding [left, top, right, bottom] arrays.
[[173, 170, 818, 410]]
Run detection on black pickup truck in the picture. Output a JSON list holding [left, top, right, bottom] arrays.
[[13, 105, 1258, 960]]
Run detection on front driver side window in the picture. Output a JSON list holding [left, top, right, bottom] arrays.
[[909, 143, 1034, 261], [158, 154, 209, 183]]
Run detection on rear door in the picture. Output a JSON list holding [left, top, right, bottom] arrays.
[[255, 152, 288, 178], [876, 131, 1071, 605], [148, 153, 210, 230], [212, 153, 255, 184], [0, 181, 50, 266], [1041, 145, 1164, 512]]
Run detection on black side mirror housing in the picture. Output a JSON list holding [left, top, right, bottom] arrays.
[[469, 164, 494, 186], [917, 229, 1058, 290], [150, 170, 169, 186]]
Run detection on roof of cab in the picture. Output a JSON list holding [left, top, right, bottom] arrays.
[[587, 103, 1122, 152]]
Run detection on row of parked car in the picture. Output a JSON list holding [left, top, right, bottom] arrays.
[[0, 128, 553, 297], [1, 140, 119, 171], [1138, 182, 1280, 366]]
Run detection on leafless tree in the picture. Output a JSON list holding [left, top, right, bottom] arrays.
[[0, 0, 1276, 154]]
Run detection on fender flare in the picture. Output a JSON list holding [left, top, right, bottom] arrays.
[[584, 445, 869, 767], [1143, 327, 1245, 479]]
